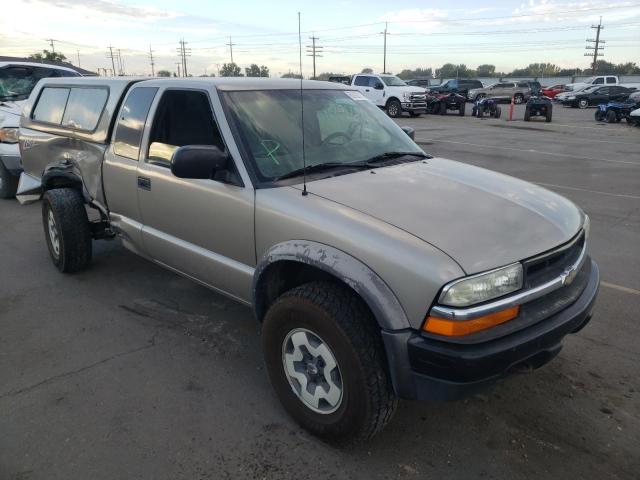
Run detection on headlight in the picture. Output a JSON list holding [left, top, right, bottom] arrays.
[[402, 92, 410, 100], [0, 127, 19, 144], [439, 263, 523, 307], [567, 96, 576, 100]]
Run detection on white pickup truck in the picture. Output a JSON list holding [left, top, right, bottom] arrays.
[[564, 75, 620, 92], [351, 74, 427, 118]]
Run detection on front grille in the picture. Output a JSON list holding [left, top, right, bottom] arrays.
[[409, 92, 426, 102], [523, 231, 585, 288]]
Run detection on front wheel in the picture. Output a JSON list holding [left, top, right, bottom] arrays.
[[524, 106, 531, 121], [578, 99, 589, 109], [514, 94, 524, 104], [386, 99, 402, 118], [42, 188, 92, 273], [594, 110, 605, 121], [0, 161, 18, 199], [606, 110, 617, 123], [262, 282, 397, 444]]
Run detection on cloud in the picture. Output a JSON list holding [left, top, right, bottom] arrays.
[[24, 0, 180, 21]]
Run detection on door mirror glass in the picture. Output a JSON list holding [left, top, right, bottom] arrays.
[[374, 82, 384, 90], [401, 126, 415, 140], [171, 145, 229, 179]]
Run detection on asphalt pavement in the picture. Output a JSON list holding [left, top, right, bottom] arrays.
[[1, 103, 639, 479]]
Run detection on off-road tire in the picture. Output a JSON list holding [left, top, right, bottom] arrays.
[[262, 281, 398, 445], [545, 108, 552, 123], [42, 188, 92, 273], [606, 110, 617, 123], [458, 103, 465, 116], [431, 102, 441, 115], [524, 106, 531, 121], [514, 94, 524, 104], [494, 106, 502, 118], [476, 105, 484, 118], [594, 110, 605, 122], [0, 161, 18, 199], [471, 106, 477, 117], [386, 99, 402, 118], [439, 102, 447, 115]]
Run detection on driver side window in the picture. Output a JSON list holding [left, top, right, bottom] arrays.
[[147, 89, 224, 167]]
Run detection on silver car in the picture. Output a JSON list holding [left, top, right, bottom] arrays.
[[468, 81, 533, 103], [17, 77, 599, 443]]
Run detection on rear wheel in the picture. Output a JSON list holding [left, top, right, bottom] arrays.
[[439, 102, 447, 115], [458, 103, 465, 116], [0, 161, 18, 199], [471, 106, 477, 117], [594, 110, 605, 121], [431, 102, 441, 115], [606, 110, 617, 123], [514, 94, 524, 104], [262, 281, 397, 444], [42, 188, 92, 273], [386, 99, 402, 118], [494, 106, 502, 118], [524, 106, 531, 121], [476, 105, 484, 118], [545, 108, 552, 123]]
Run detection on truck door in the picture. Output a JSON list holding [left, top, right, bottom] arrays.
[[103, 86, 159, 256], [136, 87, 255, 302], [352, 75, 374, 101]]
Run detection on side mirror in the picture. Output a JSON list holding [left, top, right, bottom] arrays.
[[171, 145, 229, 179], [374, 82, 384, 90], [401, 126, 415, 140]]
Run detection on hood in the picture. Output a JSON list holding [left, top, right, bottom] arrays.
[[390, 85, 426, 93], [301, 158, 583, 274], [0, 99, 25, 126]]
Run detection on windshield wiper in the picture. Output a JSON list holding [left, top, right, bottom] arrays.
[[0, 94, 26, 102], [274, 152, 431, 182]]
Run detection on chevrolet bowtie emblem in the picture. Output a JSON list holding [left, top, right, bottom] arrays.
[[562, 265, 578, 286]]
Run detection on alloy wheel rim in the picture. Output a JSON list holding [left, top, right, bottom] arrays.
[[389, 104, 398, 116], [47, 209, 60, 257], [282, 328, 343, 414]]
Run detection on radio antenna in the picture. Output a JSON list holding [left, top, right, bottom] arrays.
[[298, 12, 308, 196]]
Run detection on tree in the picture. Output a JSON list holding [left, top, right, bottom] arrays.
[[29, 49, 67, 62], [435, 64, 474, 79], [316, 72, 347, 81], [220, 62, 243, 77], [476, 64, 495, 77], [281, 72, 302, 79], [361, 67, 373, 74], [244, 64, 269, 77], [157, 70, 171, 77], [396, 67, 432, 80]]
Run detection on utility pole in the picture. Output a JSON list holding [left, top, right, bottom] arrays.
[[175, 62, 182, 77], [47, 39, 56, 53], [76, 50, 81, 68], [380, 22, 390, 74], [116, 48, 124, 75], [306, 35, 323, 79], [585, 17, 605, 74], [148, 45, 155, 76], [226, 36, 236, 64], [106, 46, 117, 77], [176, 39, 191, 77]]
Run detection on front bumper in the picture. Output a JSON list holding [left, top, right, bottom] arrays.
[[382, 259, 599, 401], [401, 102, 427, 113]]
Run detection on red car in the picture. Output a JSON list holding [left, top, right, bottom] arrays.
[[541, 84, 565, 99]]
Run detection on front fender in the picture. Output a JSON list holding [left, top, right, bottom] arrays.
[[253, 240, 410, 331]]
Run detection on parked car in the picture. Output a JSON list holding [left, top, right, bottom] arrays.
[[524, 96, 552, 122], [351, 73, 427, 117], [471, 97, 502, 118], [425, 92, 466, 116], [629, 90, 640, 102], [406, 78, 431, 88], [0, 61, 80, 198], [561, 85, 633, 109], [328, 75, 351, 85], [18, 77, 598, 444], [629, 107, 640, 126], [467, 81, 532, 103], [426, 79, 483, 99], [564, 75, 619, 92], [540, 84, 565, 98], [594, 99, 640, 123]]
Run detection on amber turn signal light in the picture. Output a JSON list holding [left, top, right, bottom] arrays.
[[423, 306, 520, 336]]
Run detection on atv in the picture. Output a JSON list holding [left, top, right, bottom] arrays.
[[425, 92, 466, 116], [524, 96, 552, 122], [594, 99, 640, 124], [471, 97, 502, 119]]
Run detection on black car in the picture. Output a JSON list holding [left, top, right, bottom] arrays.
[[406, 78, 431, 88], [562, 85, 633, 109], [428, 79, 483, 99]]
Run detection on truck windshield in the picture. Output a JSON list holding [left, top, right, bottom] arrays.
[[380, 75, 407, 87], [0, 66, 56, 101], [221, 89, 424, 184]]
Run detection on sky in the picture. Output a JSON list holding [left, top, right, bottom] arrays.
[[1, 0, 639, 77]]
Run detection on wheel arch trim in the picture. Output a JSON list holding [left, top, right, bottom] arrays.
[[252, 240, 411, 331]]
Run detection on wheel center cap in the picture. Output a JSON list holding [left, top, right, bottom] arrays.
[[306, 362, 319, 377]]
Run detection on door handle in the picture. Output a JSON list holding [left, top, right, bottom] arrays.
[[137, 176, 151, 191], [365, 89, 370, 92]]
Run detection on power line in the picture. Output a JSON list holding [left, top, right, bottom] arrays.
[[306, 35, 323, 79], [585, 17, 605, 74]]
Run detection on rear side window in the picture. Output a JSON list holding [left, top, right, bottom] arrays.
[[61, 88, 108, 130], [113, 87, 158, 160], [606, 77, 616, 84], [353, 76, 369, 86], [32, 87, 70, 124]]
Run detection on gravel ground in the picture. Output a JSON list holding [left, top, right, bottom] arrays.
[[1, 103, 639, 480]]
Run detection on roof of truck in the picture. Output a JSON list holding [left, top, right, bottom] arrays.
[[36, 76, 352, 91]]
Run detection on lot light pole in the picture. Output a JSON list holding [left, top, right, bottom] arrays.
[[380, 22, 390, 74]]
